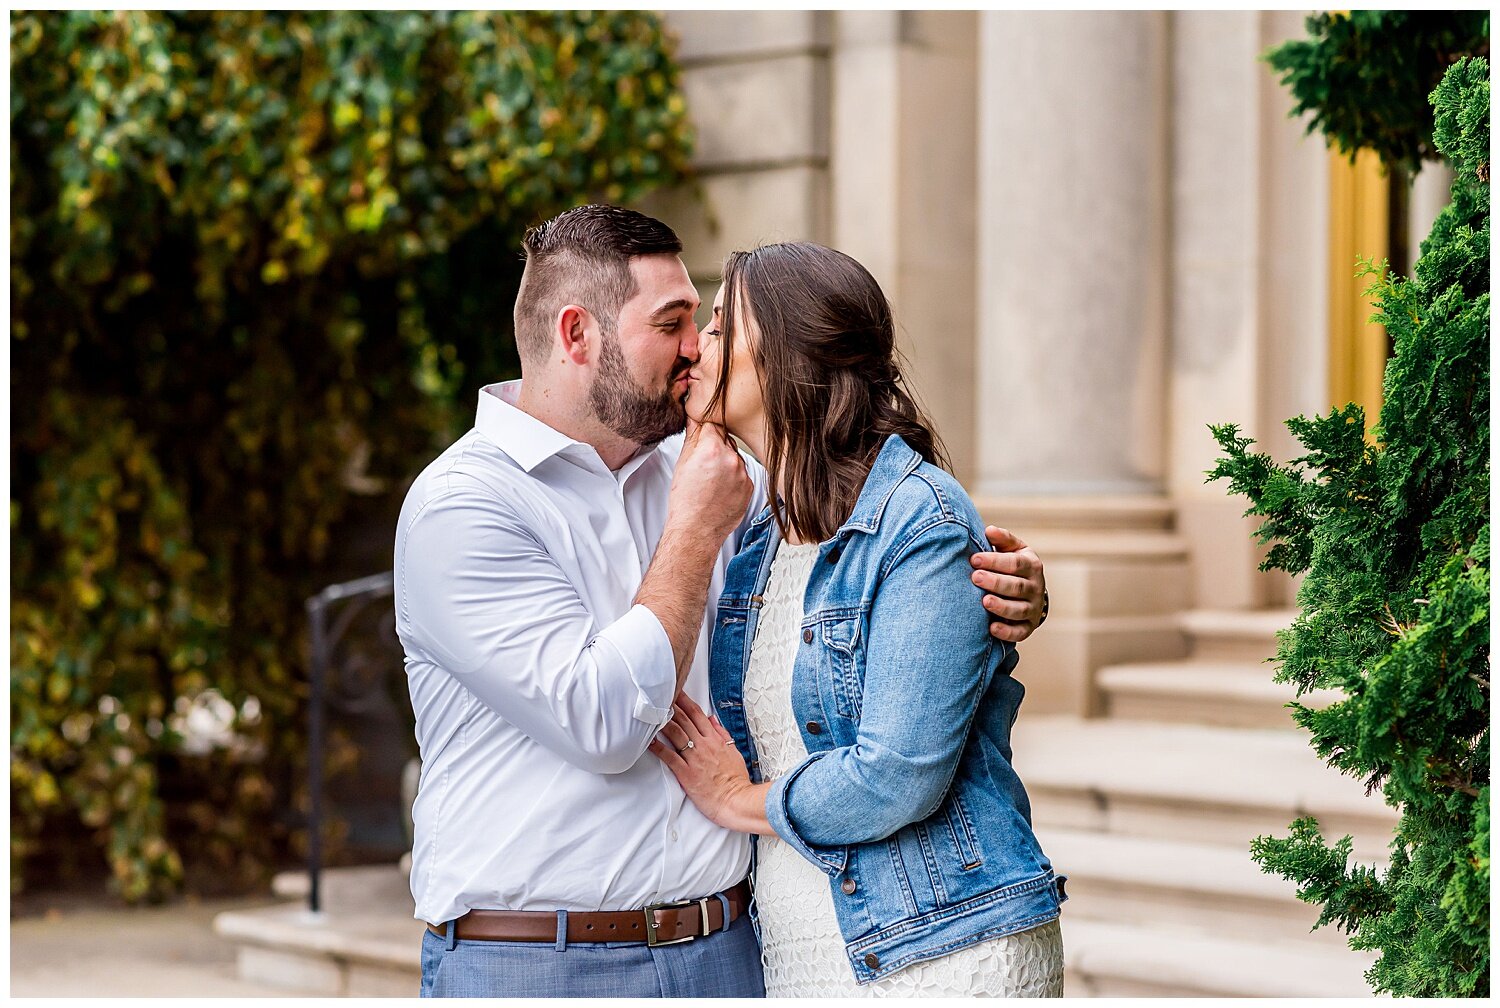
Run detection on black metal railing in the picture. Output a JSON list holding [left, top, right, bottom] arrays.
[[305, 570, 396, 914]]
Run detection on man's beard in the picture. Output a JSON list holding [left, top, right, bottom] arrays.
[[587, 330, 688, 447]]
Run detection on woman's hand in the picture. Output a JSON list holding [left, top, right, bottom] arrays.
[[648, 691, 773, 835]]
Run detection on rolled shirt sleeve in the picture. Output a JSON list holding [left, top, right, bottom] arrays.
[[597, 603, 676, 727], [400, 483, 677, 774]]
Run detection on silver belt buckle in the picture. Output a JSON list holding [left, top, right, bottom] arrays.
[[643, 896, 713, 947]]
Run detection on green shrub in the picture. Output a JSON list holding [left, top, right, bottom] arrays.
[[1264, 11, 1488, 172], [1209, 56, 1489, 996], [10, 10, 694, 901]]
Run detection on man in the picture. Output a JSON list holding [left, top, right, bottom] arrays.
[[395, 205, 1048, 997]]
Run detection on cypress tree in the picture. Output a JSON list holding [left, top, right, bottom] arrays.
[[1207, 55, 1489, 996]]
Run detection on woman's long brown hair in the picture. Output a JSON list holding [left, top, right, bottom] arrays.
[[705, 242, 949, 544]]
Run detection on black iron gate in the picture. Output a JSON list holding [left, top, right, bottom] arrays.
[[304, 570, 406, 913]]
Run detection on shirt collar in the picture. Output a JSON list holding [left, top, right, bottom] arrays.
[[475, 380, 668, 481], [475, 380, 586, 473]]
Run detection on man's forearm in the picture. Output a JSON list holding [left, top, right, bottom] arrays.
[[634, 521, 723, 690]]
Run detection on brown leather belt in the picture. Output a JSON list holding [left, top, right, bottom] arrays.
[[427, 880, 751, 947]]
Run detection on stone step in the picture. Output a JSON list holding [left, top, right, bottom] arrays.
[[1012, 715, 1397, 863], [1097, 659, 1343, 729], [1061, 917, 1376, 997], [973, 495, 1177, 533], [1180, 607, 1297, 662], [1039, 827, 1354, 950], [213, 866, 421, 997]]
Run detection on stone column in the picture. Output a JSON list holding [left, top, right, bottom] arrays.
[[976, 12, 1170, 497], [828, 11, 981, 485], [1167, 12, 1265, 611], [1253, 11, 1338, 609], [1167, 11, 1330, 611], [1409, 159, 1455, 265], [972, 12, 1187, 714]]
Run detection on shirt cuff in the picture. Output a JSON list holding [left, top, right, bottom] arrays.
[[593, 603, 676, 727], [765, 752, 849, 876]]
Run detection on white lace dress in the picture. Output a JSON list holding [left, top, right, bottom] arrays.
[[744, 541, 1064, 997]]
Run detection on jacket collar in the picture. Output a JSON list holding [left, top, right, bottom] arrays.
[[838, 434, 923, 534], [747, 434, 923, 537]]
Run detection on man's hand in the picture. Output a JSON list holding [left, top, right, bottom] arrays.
[[666, 418, 753, 546], [969, 526, 1048, 643], [635, 420, 753, 691]]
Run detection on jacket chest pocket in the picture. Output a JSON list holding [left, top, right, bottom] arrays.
[[818, 616, 864, 719], [944, 793, 984, 870]]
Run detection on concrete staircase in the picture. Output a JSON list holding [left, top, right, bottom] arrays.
[[1097, 608, 1344, 729], [1025, 608, 1395, 997]]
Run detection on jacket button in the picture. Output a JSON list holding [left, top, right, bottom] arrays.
[[841, 877, 857, 895], [802, 628, 813, 644], [806, 721, 822, 735], [864, 953, 880, 969]]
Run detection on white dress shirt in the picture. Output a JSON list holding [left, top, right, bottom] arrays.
[[396, 380, 764, 924]]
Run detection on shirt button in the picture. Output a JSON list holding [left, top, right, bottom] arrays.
[[841, 878, 857, 895], [864, 953, 880, 969], [669, 830, 679, 841], [802, 629, 814, 644], [806, 721, 822, 735]]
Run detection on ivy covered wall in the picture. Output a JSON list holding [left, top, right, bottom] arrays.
[[10, 10, 695, 900]]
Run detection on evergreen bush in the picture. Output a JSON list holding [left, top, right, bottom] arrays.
[[1209, 56, 1489, 996], [10, 11, 695, 901], [1264, 11, 1488, 172]]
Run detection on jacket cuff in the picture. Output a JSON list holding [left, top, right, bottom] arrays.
[[765, 752, 849, 876]]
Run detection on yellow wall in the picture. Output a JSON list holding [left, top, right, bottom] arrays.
[[1326, 147, 1391, 426]]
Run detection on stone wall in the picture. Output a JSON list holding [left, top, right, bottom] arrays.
[[649, 10, 1338, 716], [652, 11, 982, 484], [642, 12, 833, 317]]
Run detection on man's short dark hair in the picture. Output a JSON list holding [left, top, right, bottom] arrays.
[[514, 205, 682, 363]]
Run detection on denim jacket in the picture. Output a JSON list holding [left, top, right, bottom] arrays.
[[709, 434, 1066, 983]]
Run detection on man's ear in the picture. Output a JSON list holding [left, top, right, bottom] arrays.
[[556, 304, 594, 366]]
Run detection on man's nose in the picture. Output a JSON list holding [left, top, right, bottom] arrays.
[[679, 319, 701, 362]]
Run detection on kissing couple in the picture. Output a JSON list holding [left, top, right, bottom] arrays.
[[397, 204, 1065, 997]]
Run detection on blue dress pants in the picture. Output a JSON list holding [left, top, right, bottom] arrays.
[[419, 912, 767, 998]]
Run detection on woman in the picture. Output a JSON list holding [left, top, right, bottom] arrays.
[[647, 243, 1065, 996]]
